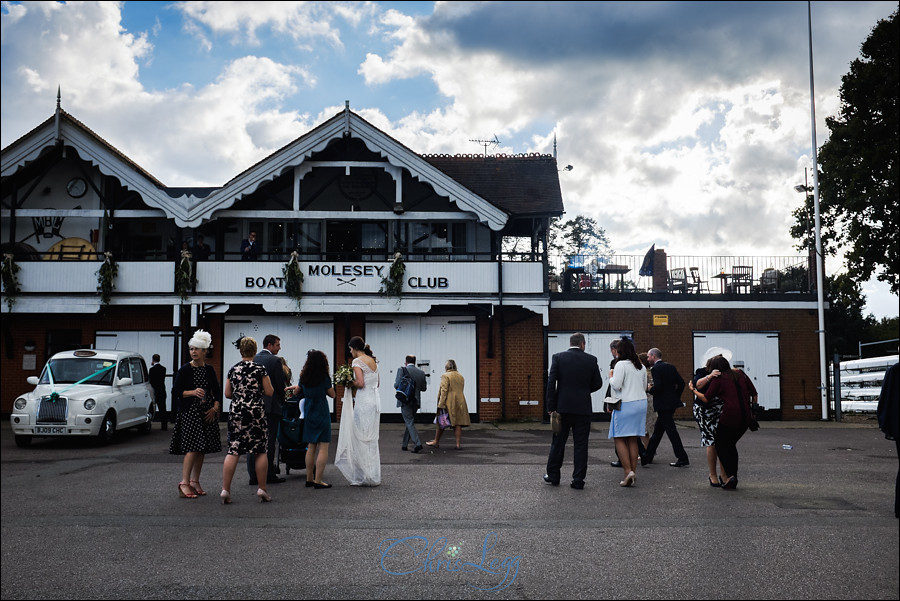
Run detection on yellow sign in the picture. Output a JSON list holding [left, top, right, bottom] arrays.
[[653, 314, 669, 326]]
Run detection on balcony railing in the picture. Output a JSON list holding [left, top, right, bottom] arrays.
[[550, 254, 811, 294]]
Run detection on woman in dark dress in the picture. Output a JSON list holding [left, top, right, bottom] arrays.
[[287, 349, 335, 489], [221, 337, 274, 504], [702, 355, 758, 490], [170, 330, 222, 499]]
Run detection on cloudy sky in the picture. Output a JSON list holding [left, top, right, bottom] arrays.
[[1, 1, 897, 317]]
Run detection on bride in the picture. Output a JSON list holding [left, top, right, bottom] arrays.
[[334, 336, 381, 486]]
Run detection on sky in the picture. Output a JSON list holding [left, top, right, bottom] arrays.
[[1, 0, 897, 318]]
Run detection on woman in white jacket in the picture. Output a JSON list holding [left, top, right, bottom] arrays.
[[608, 338, 647, 487]]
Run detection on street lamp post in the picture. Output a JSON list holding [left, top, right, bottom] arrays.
[[803, 0, 829, 421]]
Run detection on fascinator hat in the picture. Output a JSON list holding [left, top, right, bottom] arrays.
[[188, 329, 212, 349], [702, 346, 732, 365]]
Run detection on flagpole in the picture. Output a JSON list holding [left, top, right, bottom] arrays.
[[806, 1, 828, 420]]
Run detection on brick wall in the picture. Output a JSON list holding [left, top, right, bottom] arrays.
[[548, 306, 821, 420]]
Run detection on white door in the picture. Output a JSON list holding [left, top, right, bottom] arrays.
[[96, 331, 176, 413], [366, 316, 476, 414], [547, 331, 630, 413], [223, 316, 335, 413], [693, 332, 781, 410]]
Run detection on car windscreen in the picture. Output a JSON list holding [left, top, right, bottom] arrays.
[[39, 358, 117, 386]]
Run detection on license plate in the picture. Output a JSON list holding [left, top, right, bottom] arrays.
[[35, 426, 67, 435]]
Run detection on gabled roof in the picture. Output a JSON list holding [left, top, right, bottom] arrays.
[[3, 104, 563, 230], [421, 153, 564, 217]]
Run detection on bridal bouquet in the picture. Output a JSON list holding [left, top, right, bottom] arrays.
[[334, 364, 356, 389]]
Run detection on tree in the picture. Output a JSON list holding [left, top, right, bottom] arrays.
[[803, 10, 899, 293], [555, 215, 612, 264]]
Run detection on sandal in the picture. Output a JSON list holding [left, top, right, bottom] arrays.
[[178, 482, 197, 499], [425, 441, 439, 447], [189, 480, 207, 496]]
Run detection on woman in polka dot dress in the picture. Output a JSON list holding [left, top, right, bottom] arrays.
[[170, 330, 222, 499]]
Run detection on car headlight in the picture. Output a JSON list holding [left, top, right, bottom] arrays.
[[83, 399, 96, 411], [14, 398, 27, 411]]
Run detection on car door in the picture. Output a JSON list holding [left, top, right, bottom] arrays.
[[115, 358, 137, 426]]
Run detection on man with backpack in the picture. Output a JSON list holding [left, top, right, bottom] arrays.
[[395, 355, 428, 453]]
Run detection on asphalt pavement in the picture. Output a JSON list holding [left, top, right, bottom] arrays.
[[1, 417, 897, 600]]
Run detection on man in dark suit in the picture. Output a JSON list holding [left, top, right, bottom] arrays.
[[248, 334, 286, 484], [396, 354, 428, 453], [642, 347, 690, 467], [240, 230, 258, 261], [544, 332, 603, 489], [148, 354, 167, 427]]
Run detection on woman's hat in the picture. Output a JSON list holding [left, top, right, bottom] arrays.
[[702, 346, 732, 364], [188, 329, 212, 349]]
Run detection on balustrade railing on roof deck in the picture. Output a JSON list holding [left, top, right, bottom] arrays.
[[549, 254, 811, 294]]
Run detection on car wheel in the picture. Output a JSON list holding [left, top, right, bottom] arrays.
[[14, 435, 33, 448], [97, 412, 116, 445]]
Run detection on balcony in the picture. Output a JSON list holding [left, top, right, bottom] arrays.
[[550, 253, 814, 296]]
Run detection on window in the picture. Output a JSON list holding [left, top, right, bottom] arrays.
[[129, 358, 147, 383]]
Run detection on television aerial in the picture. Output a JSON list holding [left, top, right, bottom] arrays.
[[469, 135, 500, 157]]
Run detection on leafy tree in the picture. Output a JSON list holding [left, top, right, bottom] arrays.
[[556, 215, 612, 265], [804, 10, 899, 293]]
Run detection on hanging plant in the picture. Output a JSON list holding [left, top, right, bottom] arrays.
[[1, 253, 21, 311], [282, 251, 304, 312], [96, 252, 118, 306], [380, 252, 405, 299], [175, 249, 196, 302]]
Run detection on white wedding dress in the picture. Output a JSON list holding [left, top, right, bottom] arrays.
[[334, 357, 382, 486]]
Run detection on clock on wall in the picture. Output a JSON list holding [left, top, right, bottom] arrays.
[[66, 177, 87, 198]]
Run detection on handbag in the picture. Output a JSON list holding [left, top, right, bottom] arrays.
[[435, 409, 452, 430], [550, 411, 561, 434], [604, 400, 622, 412]]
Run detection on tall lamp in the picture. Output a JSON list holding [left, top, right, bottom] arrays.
[[803, 0, 828, 421]]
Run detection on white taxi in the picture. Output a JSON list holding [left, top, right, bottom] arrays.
[[11, 349, 156, 447]]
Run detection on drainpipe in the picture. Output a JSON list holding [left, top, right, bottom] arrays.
[[497, 235, 506, 420]]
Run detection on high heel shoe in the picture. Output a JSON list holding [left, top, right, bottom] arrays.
[[709, 476, 722, 487], [220, 489, 232, 504], [256, 488, 272, 502], [625, 471, 636, 487], [178, 482, 197, 499], [189, 479, 207, 496]]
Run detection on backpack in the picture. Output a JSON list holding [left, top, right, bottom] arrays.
[[395, 366, 417, 405]]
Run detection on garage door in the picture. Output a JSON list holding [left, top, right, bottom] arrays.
[[95, 330, 177, 413], [223, 316, 334, 413], [548, 331, 633, 413], [366, 316, 476, 414], [693, 332, 781, 410]]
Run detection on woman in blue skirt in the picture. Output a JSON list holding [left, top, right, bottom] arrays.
[[608, 338, 647, 487]]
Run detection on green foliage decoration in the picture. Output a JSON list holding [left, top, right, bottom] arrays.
[[1, 253, 21, 310], [175, 250, 196, 302], [380, 252, 405, 299], [96, 252, 118, 306], [283, 251, 304, 312]]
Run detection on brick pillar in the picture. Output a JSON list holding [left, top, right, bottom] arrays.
[[652, 248, 667, 292]]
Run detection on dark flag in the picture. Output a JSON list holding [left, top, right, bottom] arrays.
[[639, 244, 655, 277]]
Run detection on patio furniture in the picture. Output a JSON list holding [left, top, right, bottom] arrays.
[[597, 264, 631, 291], [688, 267, 709, 293], [711, 272, 731, 293], [667, 267, 688, 293], [728, 266, 753, 293], [756, 267, 778, 293]]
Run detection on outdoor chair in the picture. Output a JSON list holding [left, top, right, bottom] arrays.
[[728, 265, 753, 293], [756, 267, 778, 293], [688, 267, 710, 293], [667, 267, 688, 293]]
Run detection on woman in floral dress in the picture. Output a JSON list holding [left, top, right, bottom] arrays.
[[221, 336, 274, 503]]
